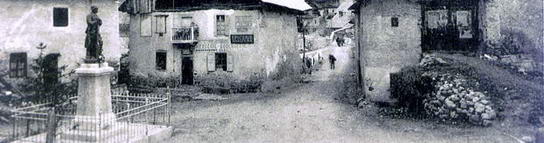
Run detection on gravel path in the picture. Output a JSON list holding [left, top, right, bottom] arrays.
[[166, 47, 521, 143]]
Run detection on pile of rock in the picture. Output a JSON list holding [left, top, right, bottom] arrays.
[[419, 54, 448, 67], [423, 74, 497, 126]]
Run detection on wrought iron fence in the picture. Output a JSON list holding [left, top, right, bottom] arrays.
[[172, 26, 198, 42], [8, 88, 172, 143]]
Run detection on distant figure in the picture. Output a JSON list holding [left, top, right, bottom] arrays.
[[329, 54, 336, 69], [305, 57, 312, 74], [336, 37, 342, 47]]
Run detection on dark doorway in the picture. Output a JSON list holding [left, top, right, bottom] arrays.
[[422, 0, 479, 51], [181, 57, 194, 85], [43, 54, 60, 92]]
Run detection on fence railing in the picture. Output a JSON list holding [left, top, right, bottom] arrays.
[[8, 89, 172, 143], [172, 26, 198, 43]]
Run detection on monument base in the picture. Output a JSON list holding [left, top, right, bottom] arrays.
[[12, 124, 173, 143]]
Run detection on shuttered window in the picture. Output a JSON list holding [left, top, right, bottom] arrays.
[[140, 14, 152, 36], [215, 53, 227, 71], [9, 53, 27, 78], [216, 15, 229, 37], [155, 15, 167, 34], [235, 16, 252, 33], [207, 53, 233, 72]]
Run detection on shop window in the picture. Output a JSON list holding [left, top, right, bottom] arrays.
[[53, 8, 69, 27], [215, 53, 227, 71], [9, 53, 27, 78], [156, 51, 167, 70]]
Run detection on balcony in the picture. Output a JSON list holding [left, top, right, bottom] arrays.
[[172, 26, 198, 44]]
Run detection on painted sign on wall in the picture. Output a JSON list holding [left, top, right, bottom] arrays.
[[230, 34, 254, 44]]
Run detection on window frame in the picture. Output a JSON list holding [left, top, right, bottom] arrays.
[[391, 17, 399, 27], [9, 53, 27, 78], [140, 14, 153, 37], [215, 53, 227, 71], [215, 15, 228, 37], [155, 15, 168, 35], [235, 15, 252, 33], [155, 51, 167, 71], [53, 7, 69, 27]]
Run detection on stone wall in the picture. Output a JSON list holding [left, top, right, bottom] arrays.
[[357, 0, 422, 102], [482, 0, 543, 48], [481, 0, 544, 66], [0, 0, 120, 79]]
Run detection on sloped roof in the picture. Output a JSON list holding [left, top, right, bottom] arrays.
[[306, 0, 340, 9], [120, 0, 311, 13], [262, 0, 312, 11]]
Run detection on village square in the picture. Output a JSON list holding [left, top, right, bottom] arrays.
[[0, 0, 543, 142]]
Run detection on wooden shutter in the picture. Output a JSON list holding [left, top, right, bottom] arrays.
[[140, 14, 152, 36], [225, 15, 230, 36], [227, 54, 234, 72], [155, 15, 167, 34], [139, 0, 152, 13], [207, 53, 215, 72]]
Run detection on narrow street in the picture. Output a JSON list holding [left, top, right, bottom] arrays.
[[167, 46, 520, 143]]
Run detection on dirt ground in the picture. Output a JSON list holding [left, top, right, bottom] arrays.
[[166, 46, 529, 143]]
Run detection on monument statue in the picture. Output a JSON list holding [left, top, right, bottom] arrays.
[[84, 6, 103, 63]]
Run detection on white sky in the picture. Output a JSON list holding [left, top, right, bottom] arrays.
[[262, 0, 313, 11]]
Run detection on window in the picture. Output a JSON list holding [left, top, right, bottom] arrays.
[[339, 11, 344, 17], [215, 53, 227, 71], [140, 14, 152, 36], [53, 8, 69, 27], [235, 16, 252, 33], [155, 15, 167, 35], [391, 17, 399, 27], [216, 15, 228, 36], [9, 53, 27, 78], [156, 51, 167, 70], [120, 23, 130, 37]]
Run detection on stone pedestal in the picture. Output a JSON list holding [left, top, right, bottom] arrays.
[[62, 63, 123, 142]]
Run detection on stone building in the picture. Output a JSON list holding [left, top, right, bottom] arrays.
[[350, 0, 544, 102], [0, 0, 121, 85], [120, 0, 308, 85]]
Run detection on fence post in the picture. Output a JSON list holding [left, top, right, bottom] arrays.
[[166, 86, 171, 126], [25, 120, 30, 137], [45, 107, 57, 143]]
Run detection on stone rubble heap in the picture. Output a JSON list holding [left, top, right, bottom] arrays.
[[419, 54, 448, 67], [423, 73, 497, 126], [419, 54, 497, 126]]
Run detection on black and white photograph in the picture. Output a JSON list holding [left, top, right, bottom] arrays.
[[0, 0, 543, 142]]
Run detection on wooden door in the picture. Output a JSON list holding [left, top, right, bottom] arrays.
[[181, 57, 194, 85]]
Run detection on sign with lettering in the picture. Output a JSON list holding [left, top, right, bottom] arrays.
[[230, 34, 254, 44]]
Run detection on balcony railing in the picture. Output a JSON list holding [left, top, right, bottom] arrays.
[[172, 26, 198, 43]]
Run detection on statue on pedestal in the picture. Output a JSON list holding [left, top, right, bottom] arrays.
[[84, 6, 103, 63]]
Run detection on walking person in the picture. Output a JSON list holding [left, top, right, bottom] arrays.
[[336, 36, 342, 47], [305, 57, 312, 74], [329, 54, 336, 70]]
